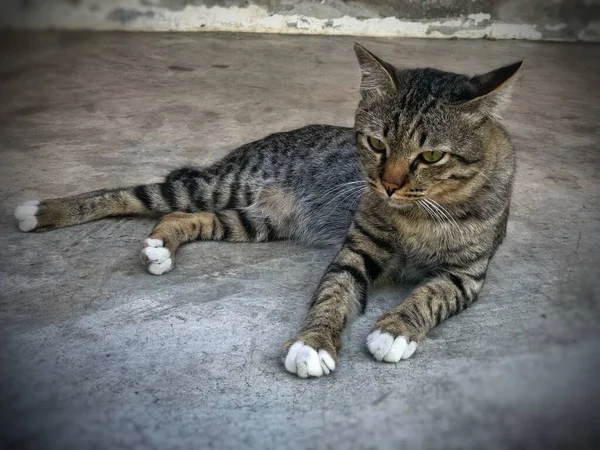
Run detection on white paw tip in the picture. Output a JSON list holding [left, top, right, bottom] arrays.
[[18, 217, 38, 232], [367, 330, 417, 363], [15, 204, 39, 220], [141, 241, 173, 275], [15, 202, 40, 231], [144, 238, 163, 248], [146, 257, 173, 275], [284, 341, 335, 378], [142, 246, 170, 263]]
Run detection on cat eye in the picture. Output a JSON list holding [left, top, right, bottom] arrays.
[[367, 136, 387, 153], [421, 151, 445, 163]]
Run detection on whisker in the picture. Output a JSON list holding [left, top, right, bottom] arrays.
[[424, 198, 465, 240], [318, 181, 368, 199], [314, 184, 367, 217], [419, 200, 444, 226], [345, 187, 368, 221], [310, 186, 367, 235], [416, 201, 433, 221], [319, 181, 368, 202], [321, 186, 368, 223], [423, 198, 449, 222], [423, 199, 452, 231], [477, 170, 493, 184], [426, 198, 460, 229]]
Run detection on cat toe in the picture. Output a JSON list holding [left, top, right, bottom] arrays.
[[367, 330, 417, 363], [284, 341, 335, 378], [141, 239, 173, 275], [15, 201, 41, 232]]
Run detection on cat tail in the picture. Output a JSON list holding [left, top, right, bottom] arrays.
[[14, 166, 214, 232]]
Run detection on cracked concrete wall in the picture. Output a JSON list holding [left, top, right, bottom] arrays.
[[1, 1, 599, 41]]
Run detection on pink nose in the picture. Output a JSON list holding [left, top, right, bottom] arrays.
[[381, 179, 400, 196], [381, 160, 409, 196]]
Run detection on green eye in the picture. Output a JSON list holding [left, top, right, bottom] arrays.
[[421, 150, 445, 163], [367, 136, 387, 153]]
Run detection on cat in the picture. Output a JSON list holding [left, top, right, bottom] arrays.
[[14, 44, 520, 378]]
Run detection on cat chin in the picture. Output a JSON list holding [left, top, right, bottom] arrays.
[[387, 200, 416, 211]]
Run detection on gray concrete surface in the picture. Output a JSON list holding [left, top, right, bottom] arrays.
[[1, 32, 599, 449], [2, 0, 600, 41]]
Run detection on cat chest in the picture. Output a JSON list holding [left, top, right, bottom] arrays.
[[393, 223, 480, 268]]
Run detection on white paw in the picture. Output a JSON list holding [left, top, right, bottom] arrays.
[[14, 200, 40, 232], [367, 330, 417, 363], [284, 341, 336, 378], [141, 238, 173, 275]]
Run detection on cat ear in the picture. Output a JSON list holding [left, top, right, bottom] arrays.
[[456, 61, 523, 119], [354, 43, 398, 98]]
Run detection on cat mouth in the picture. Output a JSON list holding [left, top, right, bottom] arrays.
[[374, 190, 421, 209], [387, 197, 421, 209], [368, 182, 423, 206], [367, 178, 425, 204]]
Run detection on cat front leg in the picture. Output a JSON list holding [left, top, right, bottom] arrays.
[[367, 269, 487, 362], [283, 216, 395, 377]]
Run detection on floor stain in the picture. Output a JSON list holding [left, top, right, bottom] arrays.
[[545, 171, 581, 190], [12, 104, 50, 116], [168, 65, 194, 72]]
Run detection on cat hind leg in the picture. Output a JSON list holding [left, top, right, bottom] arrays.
[[140, 209, 280, 275]]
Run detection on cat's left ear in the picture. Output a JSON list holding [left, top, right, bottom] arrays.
[[456, 60, 523, 118], [354, 43, 398, 98]]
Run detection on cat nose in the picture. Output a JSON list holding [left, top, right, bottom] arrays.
[[381, 160, 409, 197], [381, 180, 400, 197]]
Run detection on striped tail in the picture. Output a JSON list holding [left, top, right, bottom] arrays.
[[14, 167, 221, 232], [15, 184, 164, 232], [133, 167, 213, 214]]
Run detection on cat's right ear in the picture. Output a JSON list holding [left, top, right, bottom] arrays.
[[354, 43, 398, 98], [453, 61, 523, 120]]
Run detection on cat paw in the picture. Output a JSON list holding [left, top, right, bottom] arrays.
[[14, 200, 40, 232], [367, 329, 418, 363], [284, 341, 336, 378], [141, 238, 173, 275]]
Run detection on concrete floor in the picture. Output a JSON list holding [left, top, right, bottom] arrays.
[[0, 32, 599, 450]]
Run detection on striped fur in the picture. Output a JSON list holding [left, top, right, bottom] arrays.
[[15, 44, 520, 377]]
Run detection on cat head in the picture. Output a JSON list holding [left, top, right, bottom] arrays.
[[353, 43, 521, 213]]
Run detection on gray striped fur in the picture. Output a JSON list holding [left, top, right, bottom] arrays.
[[14, 44, 521, 376]]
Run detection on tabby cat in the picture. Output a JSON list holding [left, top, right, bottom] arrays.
[[14, 44, 520, 378]]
